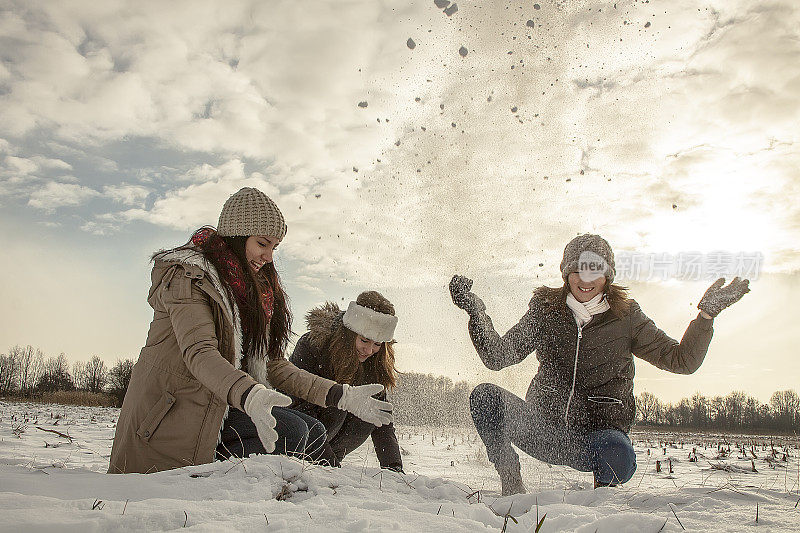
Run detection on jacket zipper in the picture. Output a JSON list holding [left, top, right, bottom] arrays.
[[564, 324, 582, 425]]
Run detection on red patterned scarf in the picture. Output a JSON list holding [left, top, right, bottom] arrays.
[[191, 228, 274, 330]]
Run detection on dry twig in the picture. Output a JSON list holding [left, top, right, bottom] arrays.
[[35, 426, 72, 441], [669, 503, 685, 530]]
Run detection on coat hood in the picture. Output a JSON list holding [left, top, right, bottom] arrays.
[[305, 302, 344, 352], [152, 248, 235, 324]]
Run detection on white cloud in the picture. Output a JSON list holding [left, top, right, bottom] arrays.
[[118, 160, 283, 230], [3, 155, 38, 176], [28, 181, 100, 211], [103, 184, 150, 207], [80, 220, 117, 236], [31, 156, 72, 171], [0, 0, 797, 285], [0, 154, 70, 183]]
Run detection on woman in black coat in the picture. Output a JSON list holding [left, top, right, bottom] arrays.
[[287, 291, 403, 471]]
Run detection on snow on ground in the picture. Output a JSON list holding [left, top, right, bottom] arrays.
[[0, 401, 798, 532]]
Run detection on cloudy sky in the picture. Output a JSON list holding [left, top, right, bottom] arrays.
[[1, 0, 798, 403]]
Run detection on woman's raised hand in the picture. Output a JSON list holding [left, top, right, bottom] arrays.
[[243, 384, 293, 453], [449, 275, 485, 314], [337, 383, 393, 427], [698, 277, 751, 318]]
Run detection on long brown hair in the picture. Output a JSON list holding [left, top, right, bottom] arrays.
[[223, 235, 292, 361], [156, 227, 292, 362], [326, 292, 397, 389]]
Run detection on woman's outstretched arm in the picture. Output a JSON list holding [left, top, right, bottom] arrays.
[[268, 337, 337, 407], [450, 275, 538, 370], [631, 276, 750, 374], [630, 301, 714, 374]]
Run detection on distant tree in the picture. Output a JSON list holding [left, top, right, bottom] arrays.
[[675, 398, 691, 426], [662, 402, 678, 427], [72, 360, 87, 390], [107, 358, 135, 406], [392, 372, 472, 427], [0, 350, 20, 395], [81, 356, 108, 393], [757, 403, 773, 429], [724, 391, 748, 429], [689, 392, 710, 427], [451, 381, 473, 426], [709, 395, 726, 427], [14, 345, 44, 397], [743, 395, 760, 428], [628, 389, 799, 432], [36, 353, 75, 392], [635, 391, 661, 424], [770, 389, 800, 430]]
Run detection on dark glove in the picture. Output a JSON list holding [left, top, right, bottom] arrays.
[[383, 463, 404, 474], [449, 275, 484, 314], [698, 277, 750, 317]]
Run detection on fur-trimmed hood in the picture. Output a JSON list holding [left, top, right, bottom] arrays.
[[305, 302, 344, 353]]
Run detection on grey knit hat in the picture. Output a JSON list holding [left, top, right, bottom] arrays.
[[560, 234, 615, 283], [217, 187, 287, 239]]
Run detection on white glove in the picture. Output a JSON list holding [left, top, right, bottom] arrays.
[[337, 383, 393, 427], [243, 384, 293, 453]]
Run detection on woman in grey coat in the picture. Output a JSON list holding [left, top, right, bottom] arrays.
[[450, 234, 750, 494]]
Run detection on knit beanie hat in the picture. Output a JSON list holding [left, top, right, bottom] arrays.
[[560, 234, 615, 283], [217, 187, 287, 239]]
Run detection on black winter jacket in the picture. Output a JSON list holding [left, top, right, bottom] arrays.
[[468, 287, 714, 433], [288, 304, 402, 469]]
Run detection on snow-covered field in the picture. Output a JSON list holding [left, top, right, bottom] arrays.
[[1, 401, 798, 532]]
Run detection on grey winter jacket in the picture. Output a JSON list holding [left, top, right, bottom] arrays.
[[468, 287, 714, 433]]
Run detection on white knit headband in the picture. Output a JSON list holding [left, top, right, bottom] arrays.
[[342, 301, 398, 343]]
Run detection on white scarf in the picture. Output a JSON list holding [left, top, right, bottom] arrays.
[[563, 291, 611, 425], [566, 292, 610, 327]]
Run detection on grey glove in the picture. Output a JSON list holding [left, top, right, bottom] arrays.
[[698, 277, 750, 317], [449, 275, 485, 314]]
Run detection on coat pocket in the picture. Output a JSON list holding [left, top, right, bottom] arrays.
[[586, 394, 634, 430], [136, 390, 176, 441]]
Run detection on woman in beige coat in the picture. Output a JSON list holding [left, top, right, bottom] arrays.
[[109, 187, 392, 473]]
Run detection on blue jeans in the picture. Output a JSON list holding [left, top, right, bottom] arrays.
[[216, 407, 333, 464], [470, 383, 636, 485]]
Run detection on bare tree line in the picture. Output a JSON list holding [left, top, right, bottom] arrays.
[[390, 373, 799, 433], [0, 345, 134, 406], [391, 372, 473, 427], [2, 344, 797, 434], [636, 389, 800, 433]]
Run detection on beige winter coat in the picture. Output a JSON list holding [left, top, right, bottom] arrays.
[[108, 249, 335, 474]]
